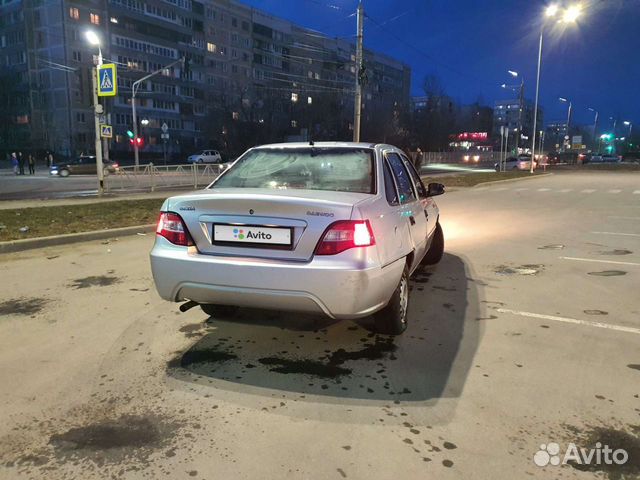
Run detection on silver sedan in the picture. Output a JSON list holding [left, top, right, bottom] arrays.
[[150, 142, 445, 334]]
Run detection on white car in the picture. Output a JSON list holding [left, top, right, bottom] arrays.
[[187, 150, 223, 164], [150, 142, 446, 335], [494, 156, 537, 171]]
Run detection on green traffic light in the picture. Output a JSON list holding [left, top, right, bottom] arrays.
[[126, 130, 134, 139]]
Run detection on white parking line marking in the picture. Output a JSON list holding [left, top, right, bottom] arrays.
[[591, 231, 640, 237], [633, 190, 640, 194], [607, 189, 622, 193], [581, 189, 596, 193], [514, 188, 529, 191], [537, 188, 551, 192], [493, 187, 508, 191], [496, 309, 640, 335], [560, 256, 640, 267], [559, 189, 573, 192]]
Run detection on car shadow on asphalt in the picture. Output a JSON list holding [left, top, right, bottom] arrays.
[[167, 253, 482, 403]]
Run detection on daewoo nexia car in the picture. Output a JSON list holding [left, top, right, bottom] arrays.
[[150, 142, 445, 334]]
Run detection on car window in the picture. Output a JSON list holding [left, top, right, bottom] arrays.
[[385, 152, 416, 204], [383, 161, 399, 205], [212, 147, 375, 194], [401, 155, 427, 199]]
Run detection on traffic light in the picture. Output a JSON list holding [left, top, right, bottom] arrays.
[[126, 130, 134, 139], [135, 136, 144, 148]]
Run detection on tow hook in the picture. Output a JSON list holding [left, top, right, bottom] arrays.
[[179, 300, 199, 312]]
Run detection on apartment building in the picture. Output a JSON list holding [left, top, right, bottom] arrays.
[[1, 0, 411, 159]]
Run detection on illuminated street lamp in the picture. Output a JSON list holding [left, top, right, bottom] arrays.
[[501, 70, 524, 152], [624, 121, 633, 138], [559, 97, 572, 150], [529, 4, 582, 173], [85, 30, 105, 195]]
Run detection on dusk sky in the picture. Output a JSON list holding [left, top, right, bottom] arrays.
[[242, 0, 639, 131]]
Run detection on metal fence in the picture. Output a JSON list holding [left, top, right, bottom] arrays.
[[105, 163, 228, 193]]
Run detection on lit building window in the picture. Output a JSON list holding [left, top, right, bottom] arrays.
[[232, 111, 239, 120], [207, 42, 217, 53], [291, 92, 298, 102], [69, 7, 79, 20], [291, 120, 297, 128], [110, 17, 118, 24], [90, 13, 100, 25], [16, 115, 29, 124]]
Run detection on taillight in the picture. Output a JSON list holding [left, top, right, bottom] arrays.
[[156, 212, 193, 246], [315, 220, 375, 256]]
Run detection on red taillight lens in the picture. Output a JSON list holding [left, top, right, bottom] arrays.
[[156, 212, 193, 246], [315, 220, 375, 256]]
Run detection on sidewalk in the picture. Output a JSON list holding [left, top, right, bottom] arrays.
[[0, 190, 178, 210]]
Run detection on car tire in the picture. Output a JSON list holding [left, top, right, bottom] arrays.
[[59, 169, 70, 177], [374, 266, 409, 335], [200, 304, 239, 318], [421, 222, 444, 266]]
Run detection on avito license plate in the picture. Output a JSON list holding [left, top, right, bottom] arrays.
[[213, 224, 292, 246]]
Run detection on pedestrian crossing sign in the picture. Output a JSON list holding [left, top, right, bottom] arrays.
[[97, 64, 117, 97], [100, 124, 113, 138]]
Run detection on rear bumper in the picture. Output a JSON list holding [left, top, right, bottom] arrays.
[[150, 236, 403, 319]]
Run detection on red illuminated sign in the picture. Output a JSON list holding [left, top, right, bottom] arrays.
[[456, 132, 488, 141]]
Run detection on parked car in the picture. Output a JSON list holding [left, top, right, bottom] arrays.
[[49, 156, 119, 177], [150, 142, 446, 335], [547, 152, 579, 164], [589, 153, 622, 163], [494, 156, 537, 171], [187, 150, 223, 164]]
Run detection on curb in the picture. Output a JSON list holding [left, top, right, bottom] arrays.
[[472, 172, 553, 188], [0, 224, 156, 254]]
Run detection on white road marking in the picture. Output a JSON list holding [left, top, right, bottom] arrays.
[[581, 189, 596, 193], [493, 187, 509, 191], [496, 308, 640, 335], [607, 189, 622, 193], [514, 187, 529, 191], [634, 190, 640, 194], [559, 189, 573, 193], [537, 188, 551, 192], [560, 256, 640, 267], [591, 231, 640, 237]]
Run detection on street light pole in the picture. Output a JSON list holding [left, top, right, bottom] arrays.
[[353, 1, 364, 142], [86, 31, 105, 195], [530, 27, 543, 174], [131, 57, 185, 168], [588, 107, 598, 149]]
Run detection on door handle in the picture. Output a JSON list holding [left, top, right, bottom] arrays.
[[409, 216, 416, 225], [424, 209, 429, 220]]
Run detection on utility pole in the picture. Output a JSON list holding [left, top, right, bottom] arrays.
[[91, 51, 105, 195], [353, 1, 364, 142]]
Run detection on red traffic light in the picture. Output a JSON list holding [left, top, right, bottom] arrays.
[[133, 136, 144, 148]]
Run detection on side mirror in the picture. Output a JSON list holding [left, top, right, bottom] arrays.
[[427, 182, 445, 197]]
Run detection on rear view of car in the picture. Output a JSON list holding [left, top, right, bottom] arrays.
[[150, 143, 445, 335]]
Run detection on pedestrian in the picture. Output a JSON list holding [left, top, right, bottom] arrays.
[[10, 152, 18, 175], [18, 151, 25, 175], [414, 148, 423, 171], [28, 154, 35, 174], [48, 152, 54, 167]]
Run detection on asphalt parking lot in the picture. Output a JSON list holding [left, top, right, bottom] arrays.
[[0, 171, 638, 479]]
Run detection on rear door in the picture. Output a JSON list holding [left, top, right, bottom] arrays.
[[384, 151, 428, 265]]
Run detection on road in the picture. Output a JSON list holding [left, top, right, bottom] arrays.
[[0, 171, 639, 479], [0, 164, 485, 201]]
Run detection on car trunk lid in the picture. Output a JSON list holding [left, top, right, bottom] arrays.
[[166, 188, 369, 261]]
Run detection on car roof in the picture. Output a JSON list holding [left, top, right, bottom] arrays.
[[253, 141, 379, 149]]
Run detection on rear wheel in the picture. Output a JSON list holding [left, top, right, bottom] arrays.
[[421, 222, 444, 265], [200, 304, 239, 318], [374, 266, 409, 335], [59, 169, 70, 177]]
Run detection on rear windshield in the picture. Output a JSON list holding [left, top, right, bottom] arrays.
[[211, 147, 375, 193]]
